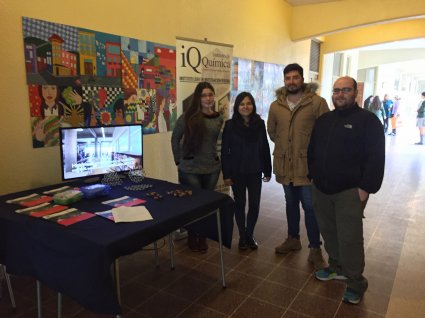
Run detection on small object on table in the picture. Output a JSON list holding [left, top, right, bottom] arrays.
[[146, 191, 162, 200], [166, 189, 193, 197], [124, 184, 153, 191]]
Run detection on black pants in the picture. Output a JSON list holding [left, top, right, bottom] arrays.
[[383, 117, 389, 132], [231, 173, 262, 240]]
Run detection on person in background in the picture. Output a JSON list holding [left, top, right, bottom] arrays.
[[221, 92, 272, 250], [388, 95, 401, 136], [363, 95, 373, 111], [171, 82, 223, 252], [308, 76, 385, 305], [368, 95, 385, 128], [415, 92, 425, 145], [267, 63, 329, 270], [382, 94, 393, 133]]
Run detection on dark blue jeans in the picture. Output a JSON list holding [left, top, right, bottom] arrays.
[[231, 173, 262, 240], [282, 183, 321, 248], [178, 170, 220, 191]]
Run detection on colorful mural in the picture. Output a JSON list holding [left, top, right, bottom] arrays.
[[23, 17, 176, 148], [231, 57, 285, 119]]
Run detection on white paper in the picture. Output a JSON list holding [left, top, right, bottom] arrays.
[[111, 206, 153, 223]]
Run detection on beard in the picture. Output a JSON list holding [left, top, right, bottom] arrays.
[[286, 85, 302, 94]]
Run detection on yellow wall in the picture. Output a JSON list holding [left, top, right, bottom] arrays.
[[0, 0, 296, 195], [321, 19, 425, 54], [291, 0, 425, 40]]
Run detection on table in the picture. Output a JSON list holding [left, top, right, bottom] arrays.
[[0, 178, 235, 315]]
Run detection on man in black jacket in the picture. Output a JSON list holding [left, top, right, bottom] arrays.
[[307, 76, 385, 305]]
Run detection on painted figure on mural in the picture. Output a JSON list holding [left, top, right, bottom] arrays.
[[32, 84, 64, 147]]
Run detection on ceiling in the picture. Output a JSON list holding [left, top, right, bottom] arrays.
[[285, 0, 342, 6]]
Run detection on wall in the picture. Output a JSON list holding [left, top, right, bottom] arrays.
[[0, 0, 300, 195], [291, 0, 425, 40]]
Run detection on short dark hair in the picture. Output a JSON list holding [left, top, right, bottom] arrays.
[[422, 92, 425, 97], [284, 63, 303, 78], [351, 78, 358, 91]]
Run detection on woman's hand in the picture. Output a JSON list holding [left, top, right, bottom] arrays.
[[262, 177, 271, 182]]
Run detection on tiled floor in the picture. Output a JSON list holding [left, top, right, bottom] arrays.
[[1, 120, 424, 318]]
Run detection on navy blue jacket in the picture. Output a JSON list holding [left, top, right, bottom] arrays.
[[308, 104, 385, 195], [221, 118, 272, 180]]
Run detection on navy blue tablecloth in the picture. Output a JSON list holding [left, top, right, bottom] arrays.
[[0, 178, 235, 314]]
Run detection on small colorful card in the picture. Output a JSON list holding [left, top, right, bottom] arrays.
[[6, 193, 53, 207], [15, 202, 69, 217], [43, 208, 94, 226], [101, 196, 146, 207]]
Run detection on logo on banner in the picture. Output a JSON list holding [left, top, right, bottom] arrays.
[[180, 45, 231, 74]]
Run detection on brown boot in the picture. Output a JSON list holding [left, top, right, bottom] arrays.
[[198, 235, 208, 253], [275, 236, 302, 254], [308, 248, 327, 270]]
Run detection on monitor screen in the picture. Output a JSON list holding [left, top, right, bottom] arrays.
[[59, 124, 143, 181]]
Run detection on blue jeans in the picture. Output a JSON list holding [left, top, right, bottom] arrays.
[[283, 184, 321, 248], [178, 170, 220, 191]]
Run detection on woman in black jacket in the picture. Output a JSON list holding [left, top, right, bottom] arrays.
[[221, 92, 272, 250]]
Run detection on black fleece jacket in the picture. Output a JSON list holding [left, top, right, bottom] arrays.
[[307, 103, 385, 195]]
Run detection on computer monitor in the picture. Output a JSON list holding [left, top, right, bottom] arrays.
[[59, 124, 143, 181]]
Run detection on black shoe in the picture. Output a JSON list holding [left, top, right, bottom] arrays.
[[238, 238, 248, 250], [247, 237, 258, 250]]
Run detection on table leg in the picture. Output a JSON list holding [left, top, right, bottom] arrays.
[[168, 234, 175, 270], [37, 280, 42, 318], [1, 265, 16, 309], [57, 292, 62, 318], [216, 210, 226, 288], [113, 260, 121, 305]]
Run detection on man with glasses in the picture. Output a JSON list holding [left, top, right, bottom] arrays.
[[307, 76, 385, 304], [267, 63, 329, 270]]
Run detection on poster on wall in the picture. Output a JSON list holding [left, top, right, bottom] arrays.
[[176, 37, 233, 119], [22, 17, 176, 148], [231, 57, 285, 120]]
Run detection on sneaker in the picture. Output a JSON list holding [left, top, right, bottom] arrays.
[[315, 268, 347, 281], [308, 248, 326, 270], [342, 287, 362, 304], [275, 236, 302, 254], [238, 238, 248, 250], [247, 237, 258, 250]]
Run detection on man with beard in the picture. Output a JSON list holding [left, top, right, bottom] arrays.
[[308, 76, 385, 304], [267, 63, 329, 269]]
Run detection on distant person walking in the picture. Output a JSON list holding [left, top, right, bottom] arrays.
[[382, 94, 393, 133], [415, 92, 425, 145], [363, 95, 373, 111], [369, 96, 385, 127], [388, 95, 401, 136]]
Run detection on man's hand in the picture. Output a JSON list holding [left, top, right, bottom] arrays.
[[358, 188, 369, 202]]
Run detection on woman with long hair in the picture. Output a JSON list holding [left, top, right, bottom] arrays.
[[171, 82, 223, 252], [221, 92, 271, 250], [369, 95, 385, 127]]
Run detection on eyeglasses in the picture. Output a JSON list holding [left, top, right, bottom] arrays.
[[201, 93, 214, 98], [332, 87, 353, 94]]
